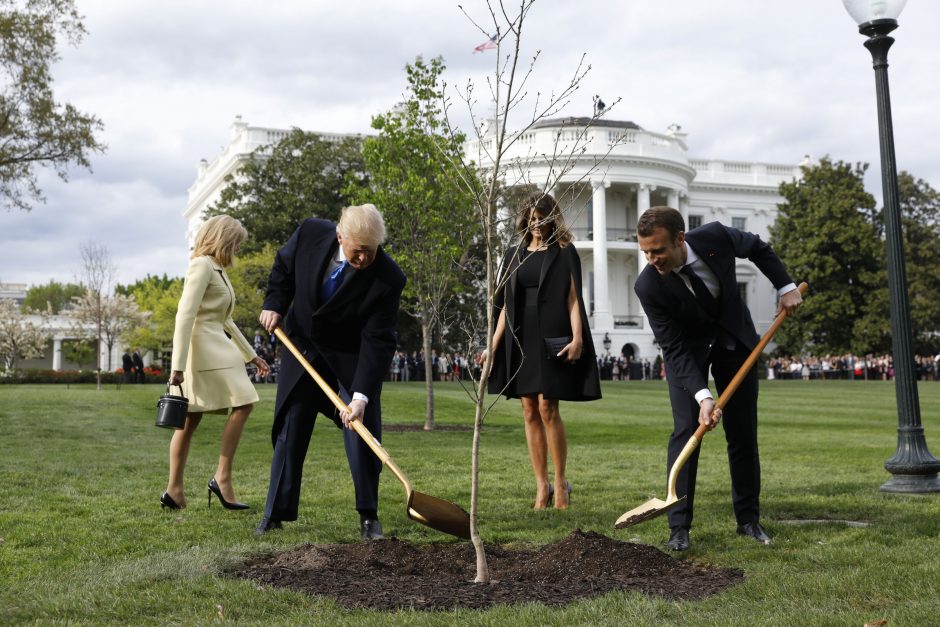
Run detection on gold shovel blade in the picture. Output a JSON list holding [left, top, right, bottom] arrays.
[[407, 491, 471, 539], [614, 495, 686, 529]]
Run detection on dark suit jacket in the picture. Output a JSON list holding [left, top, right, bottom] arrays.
[[488, 242, 601, 401], [132, 352, 144, 370], [122, 353, 133, 371], [263, 218, 406, 442], [634, 222, 792, 398]]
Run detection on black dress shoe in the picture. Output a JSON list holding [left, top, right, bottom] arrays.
[[736, 521, 772, 545], [208, 478, 250, 510], [666, 527, 690, 552], [360, 518, 383, 540], [160, 491, 182, 510], [255, 516, 283, 535]]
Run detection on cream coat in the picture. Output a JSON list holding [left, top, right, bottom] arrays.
[[171, 256, 257, 412]]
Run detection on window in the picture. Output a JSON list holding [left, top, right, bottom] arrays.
[[737, 282, 748, 306], [688, 214, 703, 230], [732, 216, 747, 230]]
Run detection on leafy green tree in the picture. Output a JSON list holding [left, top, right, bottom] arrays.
[[61, 338, 94, 370], [22, 280, 82, 313], [226, 244, 278, 337], [206, 130, 368, 254], [769, 158, 882, 355], [863, 172, 940, 354], [115, 274, 177, 297], [120, 275, 184, 366], [352, 56, 479, 429], [0, 0, 105, 211]]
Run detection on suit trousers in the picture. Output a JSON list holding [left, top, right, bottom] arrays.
[[263, 375, 383, 522], [666, 343, 761, 530]]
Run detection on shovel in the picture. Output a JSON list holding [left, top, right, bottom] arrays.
[[615, 282, 808, 529], [273, 327, 471, 539]]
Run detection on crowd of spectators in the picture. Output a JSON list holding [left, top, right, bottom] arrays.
[[385, 349, 666, 383], [766, 353, 940, 381], [244, 329, 940, 387], [387, 350, 479, 382], [246, 330, 280, 383]]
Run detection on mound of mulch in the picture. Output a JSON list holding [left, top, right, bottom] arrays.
[[382, 423, 472, 432], [235, 529, 743, 610]]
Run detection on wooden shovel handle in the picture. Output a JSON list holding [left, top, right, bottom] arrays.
[[693, 281, 808, 439], [272, 327, 393, 467]]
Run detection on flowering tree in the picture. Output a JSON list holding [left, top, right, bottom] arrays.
[[0, 299, 49, 370], [76, 241, 115, 390], [70, 292, 149, 371]]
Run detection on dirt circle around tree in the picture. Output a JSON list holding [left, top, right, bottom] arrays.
[[235, 529, 743, 611]]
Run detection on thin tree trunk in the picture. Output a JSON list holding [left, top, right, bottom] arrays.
[[95, 313, 102, 391], [470, 375, 490, 582], [422, 316, 435, 430], [470, 201, 499, 584]]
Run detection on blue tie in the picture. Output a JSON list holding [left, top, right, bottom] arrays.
[[320, 260, 348, 303]]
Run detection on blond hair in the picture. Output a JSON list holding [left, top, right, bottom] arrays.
[[191, 215, 247, 267], [337, 204, 386, 247]]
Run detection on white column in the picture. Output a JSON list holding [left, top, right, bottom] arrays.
[[591, 178, 613, 330], [53, 338, 62, 371], [636, 184, 651, 278], [667, 188, 679, 209], [678, 192, 689, 226]]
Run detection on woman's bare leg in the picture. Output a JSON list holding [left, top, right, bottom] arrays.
[[166, 412, 203, 507], [213, 404, 253, 502]]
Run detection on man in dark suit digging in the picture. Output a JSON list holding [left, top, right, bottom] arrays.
[[256, 204, 405, 540], [635, 206, 801, 552]]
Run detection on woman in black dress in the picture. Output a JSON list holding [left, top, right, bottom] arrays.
[[488, 193, 601, 509]]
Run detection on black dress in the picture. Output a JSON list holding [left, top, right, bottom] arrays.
[[488, 243, 601, 402], [513, 249, 546, 395]]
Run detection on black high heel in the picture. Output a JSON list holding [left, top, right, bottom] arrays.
[[208, 477, 250, 510], [160, 491, 182, 510]]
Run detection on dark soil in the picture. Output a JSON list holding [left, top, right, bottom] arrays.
[[383, 423, 472, 432], [235, 529, 743, 611]]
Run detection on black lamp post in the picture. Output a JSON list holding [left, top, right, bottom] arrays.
[[603, 333, 612, 352], [843, 0, 940, 492]]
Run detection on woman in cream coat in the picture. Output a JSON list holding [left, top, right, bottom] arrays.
[[161, 215, 269, 511]]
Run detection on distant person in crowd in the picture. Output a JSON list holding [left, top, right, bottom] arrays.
[[132, 347, 145, 383], [255, 204, 405, 540], [635, 206, 801, 552], [400, 351, 409, 382], [122, 350, 134, 384], [252, 329, 265, 353], [488, 192, 601, 510], [162, 215, 270, 512]]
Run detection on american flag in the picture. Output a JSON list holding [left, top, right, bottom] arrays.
[[473, 34, 497, 54]]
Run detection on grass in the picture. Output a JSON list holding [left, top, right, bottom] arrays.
[[1, 379, 939, 625]]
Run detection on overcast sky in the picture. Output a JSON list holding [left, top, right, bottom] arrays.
[[4, 0, 939, 290]]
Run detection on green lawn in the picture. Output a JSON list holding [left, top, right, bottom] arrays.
[[1, 380, 939, 625]]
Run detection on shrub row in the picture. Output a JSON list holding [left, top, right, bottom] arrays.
[[0, 369, 161, 384]]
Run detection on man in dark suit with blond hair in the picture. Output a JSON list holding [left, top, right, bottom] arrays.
[[256, 204, 405, 540]]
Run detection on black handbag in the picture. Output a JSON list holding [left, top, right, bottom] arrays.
[[543, 336, 572, 360], [155, 383, 189, 430]]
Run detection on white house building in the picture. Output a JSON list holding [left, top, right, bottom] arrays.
[[185, 116, 804, 364]]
